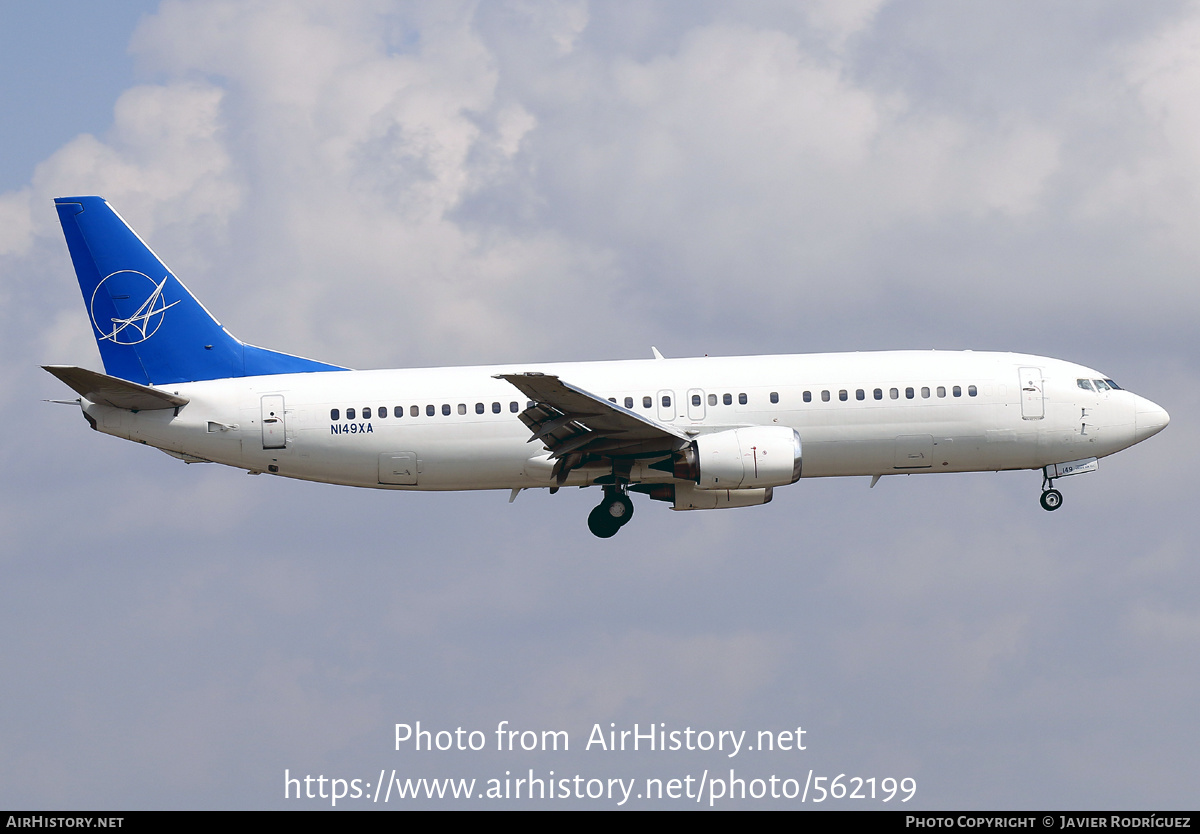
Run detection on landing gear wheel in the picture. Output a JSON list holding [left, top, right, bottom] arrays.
[[606, 494, 634, 525], [588, 491, 635, 538], [1040, 489, 1063, 511], [588, 504, 621, 538]]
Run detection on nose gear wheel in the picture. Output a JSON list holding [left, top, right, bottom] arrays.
[[1040, 488, 1063, 511]]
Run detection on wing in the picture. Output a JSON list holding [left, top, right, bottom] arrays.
[[495, 373, 689, 480]]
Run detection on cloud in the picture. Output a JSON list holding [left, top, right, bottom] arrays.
[[20, 3, 1075, 366], [2, 0, 1197, 810], [1082, 6, 1200, 255]]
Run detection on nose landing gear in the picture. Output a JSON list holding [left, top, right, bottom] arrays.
[[1037, 458, 1101, 511], [587, 486, 635, 538]]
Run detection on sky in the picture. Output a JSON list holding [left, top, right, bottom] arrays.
[[1, 0, 1197, 810]]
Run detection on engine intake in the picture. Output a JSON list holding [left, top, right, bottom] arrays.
[[674, 426, 802, 489]]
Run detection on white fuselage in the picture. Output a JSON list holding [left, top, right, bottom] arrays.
[[81, 350, 1168, 493]]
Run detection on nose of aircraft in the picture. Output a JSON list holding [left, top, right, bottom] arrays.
[[1134, 397, 1170, 443]]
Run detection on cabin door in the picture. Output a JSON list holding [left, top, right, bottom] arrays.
[[261, 395, 286, 449], [1019, 367, 1045, 420]]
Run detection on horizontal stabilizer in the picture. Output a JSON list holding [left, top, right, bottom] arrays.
[[42, 365, 189, 410]]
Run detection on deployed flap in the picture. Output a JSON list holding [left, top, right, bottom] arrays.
[[495, 372, 689, 459], [42, 365, 189, 410]]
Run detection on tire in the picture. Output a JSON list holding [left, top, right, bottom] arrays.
[[588, 504, 621, 538], [1040, 489, 1063, 511]]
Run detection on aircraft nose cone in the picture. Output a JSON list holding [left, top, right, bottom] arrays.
[[1134, 399, 1170, 442]]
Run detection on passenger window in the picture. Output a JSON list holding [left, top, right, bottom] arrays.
[[330, 408, 340, 420], [492, 402, 501, 414], [363, 407, 372, 419], [644, 396, 653, 409], [953, 385, 962, 397], [662, 395, 671, 407], [439, 404, 448, 416], [968, 385, 978, 397], [738, 393, 747, 405], [905, 387, 914, 399], [723, 393, 732, 406], [937, 386, 946, 398], [921, 387, 930, 398], [426, 405, 435, 416], [821, 390, 830, 402], [347, 407, 356, 420], [839, 390, 848, 401], [770, 391, 779, 404], [379, 406, 388, 418], [803, 391, 812, 403], [890, 388, 899, 399], [692, 394, 701, 407], [874, 388, 882, 400], [410, 405, 418, 417], [608, 397, 616, 403], [510, 401, 519, 413], [856, 389, 865, 401], [626, 397, 635, 409], [707, 394, 717, 406], [475, 403, 484, 414]]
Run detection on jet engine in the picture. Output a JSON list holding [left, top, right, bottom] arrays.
[[671, 426, 802, 489]]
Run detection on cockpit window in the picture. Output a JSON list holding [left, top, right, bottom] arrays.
[[1077, 379, 1096, 392], [1093, 379, 1112, 391], [1105, 378, 1122, 390]]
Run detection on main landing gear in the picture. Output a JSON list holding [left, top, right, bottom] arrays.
[[588, 486, 635, 538], [1040, 476, 1063, 512]]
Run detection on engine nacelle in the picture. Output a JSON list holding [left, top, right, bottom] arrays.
[[671, 482, 773, 510], [674, 426, 802, 490]]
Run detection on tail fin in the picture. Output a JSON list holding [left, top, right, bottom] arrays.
[[54, 196, 345, 385]]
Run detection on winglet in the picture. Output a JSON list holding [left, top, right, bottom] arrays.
[[651, 346, 665, 360]]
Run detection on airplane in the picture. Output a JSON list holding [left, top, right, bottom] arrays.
[[43, 196, 1170, 537]]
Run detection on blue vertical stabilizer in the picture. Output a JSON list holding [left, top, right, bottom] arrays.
[[55, 196, 346, 385]]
